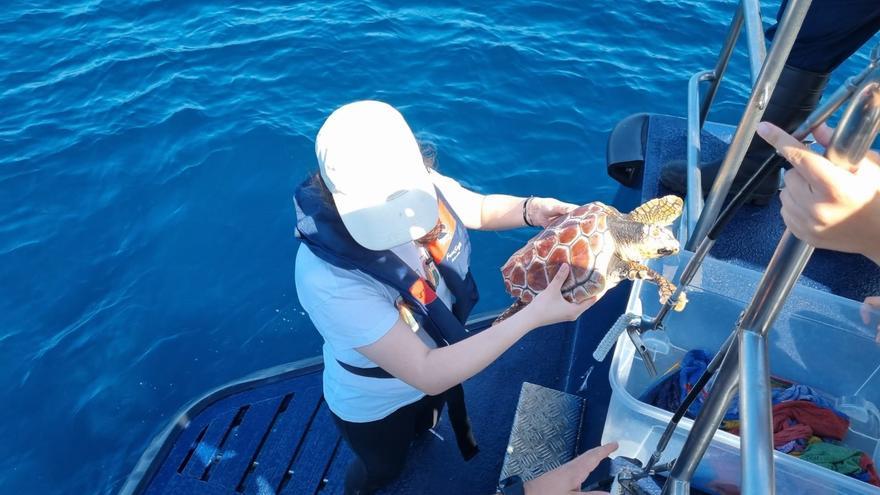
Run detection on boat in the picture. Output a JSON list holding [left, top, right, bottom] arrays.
[[120, 1, 880, 493]]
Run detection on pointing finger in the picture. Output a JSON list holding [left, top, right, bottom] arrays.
[[757, 121, 808, 156], [758, 122, 846, 195], [567, 442, 619, 480]]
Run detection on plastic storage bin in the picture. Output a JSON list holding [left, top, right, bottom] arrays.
[[602, 252, 880, 494]]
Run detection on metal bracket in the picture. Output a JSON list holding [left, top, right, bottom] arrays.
[[627, 324, 658, 377]]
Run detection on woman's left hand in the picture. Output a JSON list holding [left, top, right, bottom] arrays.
[[528, 197, 578, 228]]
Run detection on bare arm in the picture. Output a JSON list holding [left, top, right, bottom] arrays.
[[357, 265, 598, 395], [449, 192, 577, 232], [430, 171, 577, 230]]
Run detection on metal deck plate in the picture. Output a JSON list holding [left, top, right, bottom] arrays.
[[499, 382, 585, 483]]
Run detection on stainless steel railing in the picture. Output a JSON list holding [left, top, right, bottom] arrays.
[[679, 0, 760, 242], [616, 1, 880, 494], [662, 49, 880, 495], [684, 0, 813, 249]]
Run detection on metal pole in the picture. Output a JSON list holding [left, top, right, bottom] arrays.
[[741, 0, 767, 83], [738, 330, 774, 493], [653, 62, 872, 332], [699, 5, 744, 126], [663, 67, 880, 495], [661, 342, 742, 495], [686, 0, 813, 251], [826, 80, 880, 170], [685, 70, 715, 242]]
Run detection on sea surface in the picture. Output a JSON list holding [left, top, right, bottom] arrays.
[[1, 1, 875, 493]]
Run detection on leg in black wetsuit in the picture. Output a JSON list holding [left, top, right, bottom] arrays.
[[332, 394, 445, 495]]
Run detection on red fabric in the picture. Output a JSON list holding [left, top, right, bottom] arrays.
[[771, 400, 850, 448], [860, 453, 880, 487]]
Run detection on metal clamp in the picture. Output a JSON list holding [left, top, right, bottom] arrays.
[[594, 312, 662, 376]]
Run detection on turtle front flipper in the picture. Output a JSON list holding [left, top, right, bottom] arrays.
[[627, 195, 683, 226], [493, 300, 527, 325], [622, 261, 688, 311]]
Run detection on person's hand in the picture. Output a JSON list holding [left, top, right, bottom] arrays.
[[756, 122, 880, 265], [522, 442, 618, 495], [528, 197, 578, 228], [524, 265, 604, 327]]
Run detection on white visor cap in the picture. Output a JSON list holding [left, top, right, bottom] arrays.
[[315, 101, 438, 251]]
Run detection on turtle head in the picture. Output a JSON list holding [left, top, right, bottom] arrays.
[[615, 195, 682, 261], [617, 223, 680, 262], [643, 224, 680, 258]]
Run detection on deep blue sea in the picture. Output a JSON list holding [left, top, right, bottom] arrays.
[[1, 1, 876, 493]]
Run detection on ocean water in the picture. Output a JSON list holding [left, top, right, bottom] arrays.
[[1, 1, 876, 494]]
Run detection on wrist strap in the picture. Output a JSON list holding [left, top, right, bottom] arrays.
[[522, 196, 535, 227]]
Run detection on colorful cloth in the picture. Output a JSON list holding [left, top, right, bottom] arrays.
[[641, 348, 880, 487], [800, 443, 865, 476], [640, 367, 680, 413], [772, 400, 850, 446], [677, 349, 713, 418], [860, 453, 880, 486], [725, 383, 848, 420]]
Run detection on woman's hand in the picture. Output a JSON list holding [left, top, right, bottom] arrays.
[[523, 442, 618, 495], [527, 197, 578, 228], [756, 122, 880, 264], [523, 265, 604, 327]]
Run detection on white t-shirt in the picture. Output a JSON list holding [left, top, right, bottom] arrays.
[[294, 171, 481, 422]]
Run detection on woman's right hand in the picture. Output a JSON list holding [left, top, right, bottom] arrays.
[[525, 264, 603, 327]]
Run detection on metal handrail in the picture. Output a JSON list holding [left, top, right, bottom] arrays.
[[651, 45, 879, 336], [681, 0, 764, 243], [699, 6, 744, 127], [682, 70, 713, 241], [742, 0, 768, 82], [663, 63, 880, 495], [685, 0, 813, 251]]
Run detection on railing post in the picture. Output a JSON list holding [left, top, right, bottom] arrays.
[[664, 66, 880, 495], [741, 0, 767, 82], [686, 0, 813, 251], [699, 5, 744, 126], [683, 70, 715, 242]]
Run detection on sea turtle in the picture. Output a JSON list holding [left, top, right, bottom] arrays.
[[497, 195, 688, 322]]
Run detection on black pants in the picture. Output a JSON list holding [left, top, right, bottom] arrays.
[[768, 0, 880, 73], [332, 394, 446, 495]]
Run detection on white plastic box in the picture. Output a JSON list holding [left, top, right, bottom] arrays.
[[602, 252, 880, 494]]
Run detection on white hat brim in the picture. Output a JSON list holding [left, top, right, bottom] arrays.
[[336, 185, 439, 251]]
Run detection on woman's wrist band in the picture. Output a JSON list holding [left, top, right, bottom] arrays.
[[522, 196, 535, 227]]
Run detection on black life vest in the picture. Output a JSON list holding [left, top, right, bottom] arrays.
[[293, 177, 480, 460]]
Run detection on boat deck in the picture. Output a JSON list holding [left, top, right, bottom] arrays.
[[123, 291, 634, 495], [123, 114, 880, 495]]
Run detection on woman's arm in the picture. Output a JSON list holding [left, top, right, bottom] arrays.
[[430, 171, 577, 230], [479, 194, 577, 230], [357, 265, 600, 395]]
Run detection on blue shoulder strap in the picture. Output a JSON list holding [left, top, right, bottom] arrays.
[[293, 178, 477, 345]]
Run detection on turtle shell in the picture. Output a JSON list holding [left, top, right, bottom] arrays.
[[501, 202, 615, 304]]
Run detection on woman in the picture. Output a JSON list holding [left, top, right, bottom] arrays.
[[294, 100, 606, 494]]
